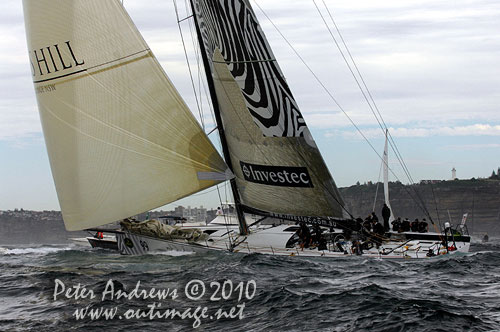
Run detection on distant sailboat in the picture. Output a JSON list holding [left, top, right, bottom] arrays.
[[23, 0, 470, 258], [383, 130, 395, 223]]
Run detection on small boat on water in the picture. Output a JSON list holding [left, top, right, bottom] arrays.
[[70, 233, 118, 251], [23, 0, 471, 259]]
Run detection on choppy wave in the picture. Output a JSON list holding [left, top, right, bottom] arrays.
[[0, 246, 73, 256], [0, 240, 499, 331]]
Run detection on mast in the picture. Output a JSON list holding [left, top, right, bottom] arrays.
[[383, 129, 394, 221], [187, 0, 248, 235]]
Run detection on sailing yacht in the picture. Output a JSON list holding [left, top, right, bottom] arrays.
[[22, 0, 470, 259]]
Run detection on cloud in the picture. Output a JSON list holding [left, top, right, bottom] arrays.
[[445, 143, 500, 150], [0, 104, 41, 141], [2, 0, 500, 146], [327, 124, 500, 139]]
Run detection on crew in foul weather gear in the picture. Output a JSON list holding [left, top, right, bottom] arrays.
[[382, 204, 391, 232], [411, 219, 420, 232], [401, 218, 411, 232], [418, 219, 429, 233], [391, 217, 402, 232]]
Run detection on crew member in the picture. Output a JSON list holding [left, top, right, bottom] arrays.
[[373, 221, 385, 236], [381, 203, 391, 232], [372, 220, 385, 247], [363, 217, 372, 232], [313, 224, 327, 250], [411, 219, 420, 232], [298, 222, 311, 249], [401, 218, 411, 232], [418, 218, 428, 233], [391, 217, 402, 232], [216, 207, 223, 216], [312, 223, 323, 244]]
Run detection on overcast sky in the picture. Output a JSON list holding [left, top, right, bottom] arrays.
[[0, 0, 499, 211]]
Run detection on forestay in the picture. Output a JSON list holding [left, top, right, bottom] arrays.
[[23, 0, 230, 230]]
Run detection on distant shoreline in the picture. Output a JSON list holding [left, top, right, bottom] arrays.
[[1, 178, 499, 244]]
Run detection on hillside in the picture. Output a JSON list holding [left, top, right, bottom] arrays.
[[340, 179, 500, 235], [1, 179, 499, 244]]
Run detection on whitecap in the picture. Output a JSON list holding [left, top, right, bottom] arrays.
[[147, 250, 195, 257], [1, 246, 72, 256]]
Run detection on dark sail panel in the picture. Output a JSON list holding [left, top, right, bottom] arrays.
[[194, 0, 305, 137], [192, 0, 347, 219]]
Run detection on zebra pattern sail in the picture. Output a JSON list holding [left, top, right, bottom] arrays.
[[194, 0, 306, 137], [191, 0, 347, 219]]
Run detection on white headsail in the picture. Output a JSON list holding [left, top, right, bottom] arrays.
[[191, 0, 347, 220], [23, 0, 230, 230]]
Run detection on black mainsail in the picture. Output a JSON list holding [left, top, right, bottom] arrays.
[[190, 0, 348, 225]]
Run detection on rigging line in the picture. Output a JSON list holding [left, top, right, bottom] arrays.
[[249, 5, 396, 220], [319, 1, 411, 179], [186, 6, 221, 153], [319, 1, 422, 194], [316, 0, 418, 197], [312, 0, 385, 135], [178, 14, 194, 23], [213, 59, 276, 64], [252, 1, 383, 165], [211, 56, 354, 220], [384, 132, 431, 220], [373, 159, 383, 212], [185, 0, 217, 130], [216, 184, 233, 249], [173, 0, 205, 131], [253, 1, 400, 192], [185, 30, 223, 165], [319, 0, 385, 133], [387, 135, 427, 215], [430, 181, 441, 226], [316, 0, 432, 215], [177, 0, 205, 130], [224, 178, 229, 218], [189, 185, 224, 197], [253, 1, 432, 219], [185, 0, 205, 127], [316, 0, 416, 191]]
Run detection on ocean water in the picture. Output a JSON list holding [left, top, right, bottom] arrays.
[[0, 239, 499, 332]]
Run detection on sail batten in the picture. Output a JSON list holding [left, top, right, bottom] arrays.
[[23, 0, 229, 230]]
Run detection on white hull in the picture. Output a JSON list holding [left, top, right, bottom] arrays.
[[70, 235, 118, 250], [69, 237, 91, 246], [116, 224, 470, 260]]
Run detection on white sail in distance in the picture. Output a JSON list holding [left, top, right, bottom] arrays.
[[191, 0, 347, 220], [383, 130, 395, 222], [23, 0, 230, 231]]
